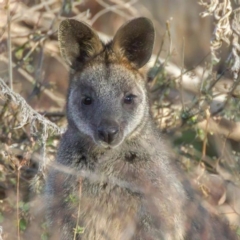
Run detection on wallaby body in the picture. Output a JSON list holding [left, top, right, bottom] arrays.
[[46, 18, 237, 239]]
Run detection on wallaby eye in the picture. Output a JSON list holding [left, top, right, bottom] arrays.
[[82, 96, 93, 105], [124, 94, 136, 104]]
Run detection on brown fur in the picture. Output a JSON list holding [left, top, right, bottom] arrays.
[[45, 18, 237, 240]]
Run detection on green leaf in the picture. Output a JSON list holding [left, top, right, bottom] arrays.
[[25, 64, 34, 73], [65, 193, 78, 204], [15, 48, 24, 60], [73, 225, 85, 235], [41, 232, 49, 240], [19, 218, 27, 231], [0, 212, 4, 223], [236, 227, 240, 236], [19, 202, 30, 212]]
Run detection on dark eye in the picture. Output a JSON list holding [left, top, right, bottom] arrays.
[[82, 96, 93, 105], [124, 94, 136, 104]]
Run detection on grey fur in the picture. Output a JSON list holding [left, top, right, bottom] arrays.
[[45, 18, 237, 240]]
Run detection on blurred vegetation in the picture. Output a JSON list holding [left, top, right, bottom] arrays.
[[0, 0, 240, 239]]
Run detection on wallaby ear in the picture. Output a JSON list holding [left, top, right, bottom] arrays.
[[112, 17, 155, 68], [58, 19, 103, 69]]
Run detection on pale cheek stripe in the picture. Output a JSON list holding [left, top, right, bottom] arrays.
[[68, 90, 93, 137]]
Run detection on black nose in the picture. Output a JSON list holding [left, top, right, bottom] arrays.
[[98, 121, 119, 144]]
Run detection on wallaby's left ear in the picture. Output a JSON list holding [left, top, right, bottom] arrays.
[[112, 17, 155, 68]]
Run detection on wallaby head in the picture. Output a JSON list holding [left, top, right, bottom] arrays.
[[59, 17, 155, 148]]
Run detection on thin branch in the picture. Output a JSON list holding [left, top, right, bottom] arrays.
[[0, 56, 65, 108], [180, 37, 185, 111], [90, 0, 136, 25], [17, 165, 21, 240], [7, 0, 13, 90]]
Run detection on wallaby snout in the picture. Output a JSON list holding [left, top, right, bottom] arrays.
[[97, 120, 119, 145]]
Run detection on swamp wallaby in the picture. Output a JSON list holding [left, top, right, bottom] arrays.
[[45, 17, 237, 240]]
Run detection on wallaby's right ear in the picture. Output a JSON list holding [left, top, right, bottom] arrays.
[[58, 19, 103, 69]]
